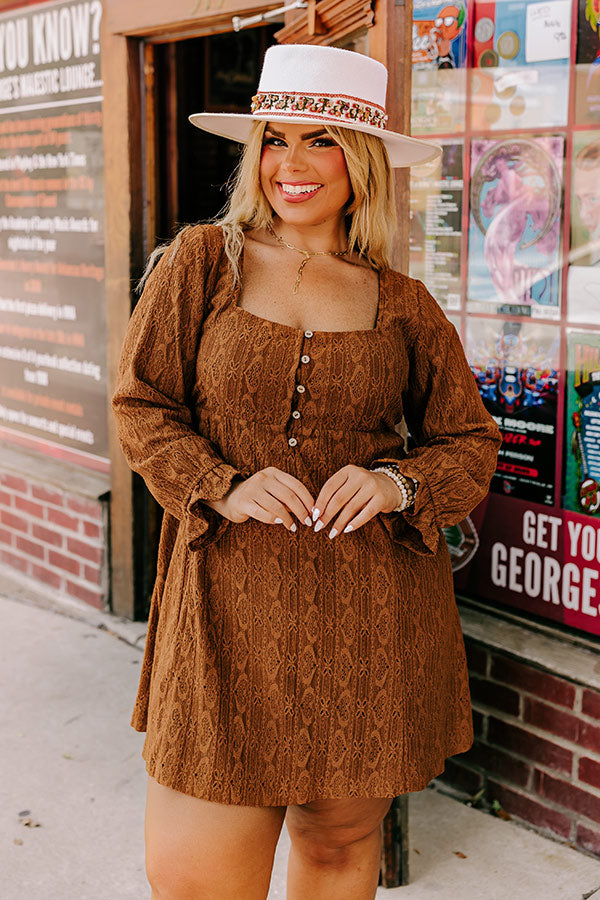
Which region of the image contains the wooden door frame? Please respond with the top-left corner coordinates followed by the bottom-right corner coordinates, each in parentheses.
top-left (102, 0), bottom-right (412, 619)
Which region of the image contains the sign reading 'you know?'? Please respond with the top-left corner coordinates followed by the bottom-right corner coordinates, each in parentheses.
top-left (0, 0), bottom-right (108, 468)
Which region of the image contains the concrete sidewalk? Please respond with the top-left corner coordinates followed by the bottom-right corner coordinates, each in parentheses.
top-left (2, 587), bottom-right (600, 900)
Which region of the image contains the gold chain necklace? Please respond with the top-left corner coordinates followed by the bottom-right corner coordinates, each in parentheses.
top-left (266, 221), bottom-right (349, 294)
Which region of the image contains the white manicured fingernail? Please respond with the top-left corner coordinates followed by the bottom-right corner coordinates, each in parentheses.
top-left (343, 524), bottom-right (353, 533)
top-left (312, 508), bottom-right (320, 522)
top-left (305, 517), bottom-right (312, 526)
top-left (314, 520), bottom-right (324, 533)
top-left (274, 517), bottom-right (283, 524)
top-left (290, 523), bottom-right (297, 532)
top-left (328, 528), bottom-right (338, 539)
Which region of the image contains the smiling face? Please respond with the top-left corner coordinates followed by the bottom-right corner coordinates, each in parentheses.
top-left (259, 122), bottom-right (352, 229)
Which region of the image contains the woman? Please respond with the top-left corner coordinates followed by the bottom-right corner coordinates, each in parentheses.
top-left (113, 44), bottom-right (501, 900)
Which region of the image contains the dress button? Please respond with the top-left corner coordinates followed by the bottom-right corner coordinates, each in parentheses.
top-left (288, 437), bottom-right (298, 447)
top-left (292, 410), bottom-right (301, 419)
top-left (301, 355), bottom-right (310, 364)
top-left (304, 330), bottom-right (313, 338)
top-left (296, 384), bottom-right (306, 394)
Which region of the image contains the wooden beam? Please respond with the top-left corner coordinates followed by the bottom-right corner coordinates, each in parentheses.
top-left (106, 0), bottom-right (283, 37)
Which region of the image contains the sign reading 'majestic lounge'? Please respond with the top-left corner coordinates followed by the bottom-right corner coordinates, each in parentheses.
top-left (0, 0), bottom-right (108, 472)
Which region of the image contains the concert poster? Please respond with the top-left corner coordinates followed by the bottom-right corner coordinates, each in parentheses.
top-left (467, 136), bottom-right (564, 319)
top-left (466, 317), bottom-right (560, 505)
top-left (412, 0), bottom-right (468, 134)
top-left (471, 0), bottom-right (571, 131)
top-left (564, 330), bottom-right (600, 517)
top-left (575, 0), bottom-right (600, 125)
top-left (409, 140), bottom-right (464, 311)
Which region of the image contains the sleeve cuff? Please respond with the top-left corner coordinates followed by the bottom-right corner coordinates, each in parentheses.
top-left (185, 462), bottom-right (241, 551)
top-left (372, 457), bottom-right (440, 555)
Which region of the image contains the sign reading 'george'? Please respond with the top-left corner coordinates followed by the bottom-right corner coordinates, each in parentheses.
top-left (0, 0), bottom-right (108, 469)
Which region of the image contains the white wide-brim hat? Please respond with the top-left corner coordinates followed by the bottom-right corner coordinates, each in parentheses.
top-left (189, 44), bottom-right (440, 168)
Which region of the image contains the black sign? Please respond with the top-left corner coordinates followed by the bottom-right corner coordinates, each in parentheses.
top-left (0, 0), bottom-right (107, 467)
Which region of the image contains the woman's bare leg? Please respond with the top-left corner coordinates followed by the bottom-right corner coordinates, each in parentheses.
top-left (285, 796), bottom-right (392, 900)
top-left (145, 776), bottom-right (286, 900)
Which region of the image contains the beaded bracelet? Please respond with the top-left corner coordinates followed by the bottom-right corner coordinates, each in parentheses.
top-left (371, 464), bottom-right (418, 512)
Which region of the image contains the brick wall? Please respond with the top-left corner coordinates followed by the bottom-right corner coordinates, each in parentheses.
top-left (438, 637), bottom-right (600, 858)
top-left (0, 468), bottom-right (109, 610)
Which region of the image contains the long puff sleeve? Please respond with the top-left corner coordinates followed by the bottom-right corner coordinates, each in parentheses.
top-left (375, 280), bottom-right (501, 555)
top-left (112, 225), bottom-right (240, 550)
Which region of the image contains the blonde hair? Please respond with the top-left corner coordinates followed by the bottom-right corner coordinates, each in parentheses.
top-left (217, 120), bottom-right (397, 280)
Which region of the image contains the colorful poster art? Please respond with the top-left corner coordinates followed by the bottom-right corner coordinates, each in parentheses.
top-left (467, 317), bottom-right (559, 505)
top-left (570, 131), bottom-right (600, 268)
top-left (412, 0), bottom-right (468, 134)
top-left (467, 136), bottom-right (563, 319)
top-left (564, 331), bottom-right (600, 517)
top-left (575, 0), bottom-right (600, 125)
top-left (471, 0), bottom-right (571, 130)
top-left (409, 141), bottom-right (464, 311)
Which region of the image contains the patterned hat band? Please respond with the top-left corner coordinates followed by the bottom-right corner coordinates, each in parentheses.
top-left (250, 91), bottom-right (389, 131)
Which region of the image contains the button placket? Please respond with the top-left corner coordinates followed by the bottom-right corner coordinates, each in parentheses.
top-left (288, 332), bottom-right (313, 449)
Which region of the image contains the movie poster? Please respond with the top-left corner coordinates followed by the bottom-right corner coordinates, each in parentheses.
top-left (467, 136), bottom-right (564, 319)
top-left (471, 0), bottom-right (571, 130)
top-left (409, 141), bottom-right (464, 310)
top-left (412, 0), bottom-right (468, 134)
top-left (466, 317), bottom-right (559, 505)
top-left (564, 331), bottom-right (600, 517)
top-left (575, 0), bottom-right (600, 125)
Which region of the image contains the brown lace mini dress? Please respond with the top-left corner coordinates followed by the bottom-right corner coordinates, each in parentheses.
top-left (112, 224), bottom-right (501, 806)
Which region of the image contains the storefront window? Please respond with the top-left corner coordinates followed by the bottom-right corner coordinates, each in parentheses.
top-left (410, 0), bottom-right (600, 637)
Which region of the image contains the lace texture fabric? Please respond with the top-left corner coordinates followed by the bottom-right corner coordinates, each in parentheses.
top-left (112, 224), bottom-right (501, 805)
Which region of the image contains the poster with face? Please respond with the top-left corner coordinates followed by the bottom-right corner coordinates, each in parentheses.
top-left (575, 0), bottom-right (600, 125)
top-left (570, 132), bottom-right (600, 268)
top-left (467, 136), bottom-right (564, 319)
top-left (409, 141), bottom-right (464, 311)
top-left (466, 317), bottom-right (559, 505)
top-left (564, 331), bottom-right (600, 517)
top-left (412, 0), bottom-right (468, 134)
top-left (471, 0), bottom-right (571, 130)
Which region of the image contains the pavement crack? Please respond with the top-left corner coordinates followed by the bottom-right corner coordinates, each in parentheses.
top-left (582, 886), bottom-right (600, 899)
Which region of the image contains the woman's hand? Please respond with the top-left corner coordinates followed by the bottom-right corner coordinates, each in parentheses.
top-left (312, 465), bottom-right (402, 538)
top-left (204, 467), bottom-right (315, 531)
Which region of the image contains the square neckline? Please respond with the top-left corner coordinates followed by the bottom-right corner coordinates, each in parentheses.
top-left (232, 240), bottom-right (386, 336)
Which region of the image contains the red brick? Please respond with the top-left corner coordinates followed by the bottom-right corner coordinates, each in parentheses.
top-left (47, 508), bottom-right (79, 531)
top-left (488, 780), bottom-right (571, 838)
top-left (472, 710), bottom-right (485, 738)
top-left (0, 549), bottom-right (28, 574)
top-left (576, 823), bottom-right (600, 857)
top-left (48, 550), bottom-right (80, 577)
top-left (534, 769), bottom-right (600, 824)
top-left (580, 720), bottom-right (600, 757)
top-left (15, 536), bottom-right (44, 560)
top-left (579, 757), bottom-right (600, 790)
top-left (32, 523), bottom-right (62, 547)
top-left (490, 656), bottom-right (576, 709)
top-left (14, 496), bottom-right (44, 519)
top-left (523, 697), bottom-right (579, 741)
top-left (470, 676), bottom-right (520, 715)
top-left (66, 537), bottom-right (102, 565)
top-left (31, 485), bottom-right (63, 506)
top-left (65, 580), bottom-right (103, 610)
top-left (0, 489), bottom-right (12, 507)
top-left (83, 520), bottom-right (101, 539)
top-left (583, 690), bottom-right (600, 721)
top-left (31, 564), bottom-right (61, 591)
top-left (0, 527), bottom-right (12, 546)
top-left (0, 510), bottom-right (28, 533)
top-left (462, 740), bottom-right (530, 788)
top-left (488, 717), bottom-right (572, 774)
top-left (65, 496), bottom-right (102, 519)
top-left (83, 564), bottom-right (102, 586)
top-left (465, 641), bottom-right (488, 676)
top-left (0, 473), bottom-right (27, 493)
top-left (438, 757), bottom-right (484, 796)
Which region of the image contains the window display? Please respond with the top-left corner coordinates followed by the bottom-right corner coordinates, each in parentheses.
top-left (410, 0), bottom-right (600, 636)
